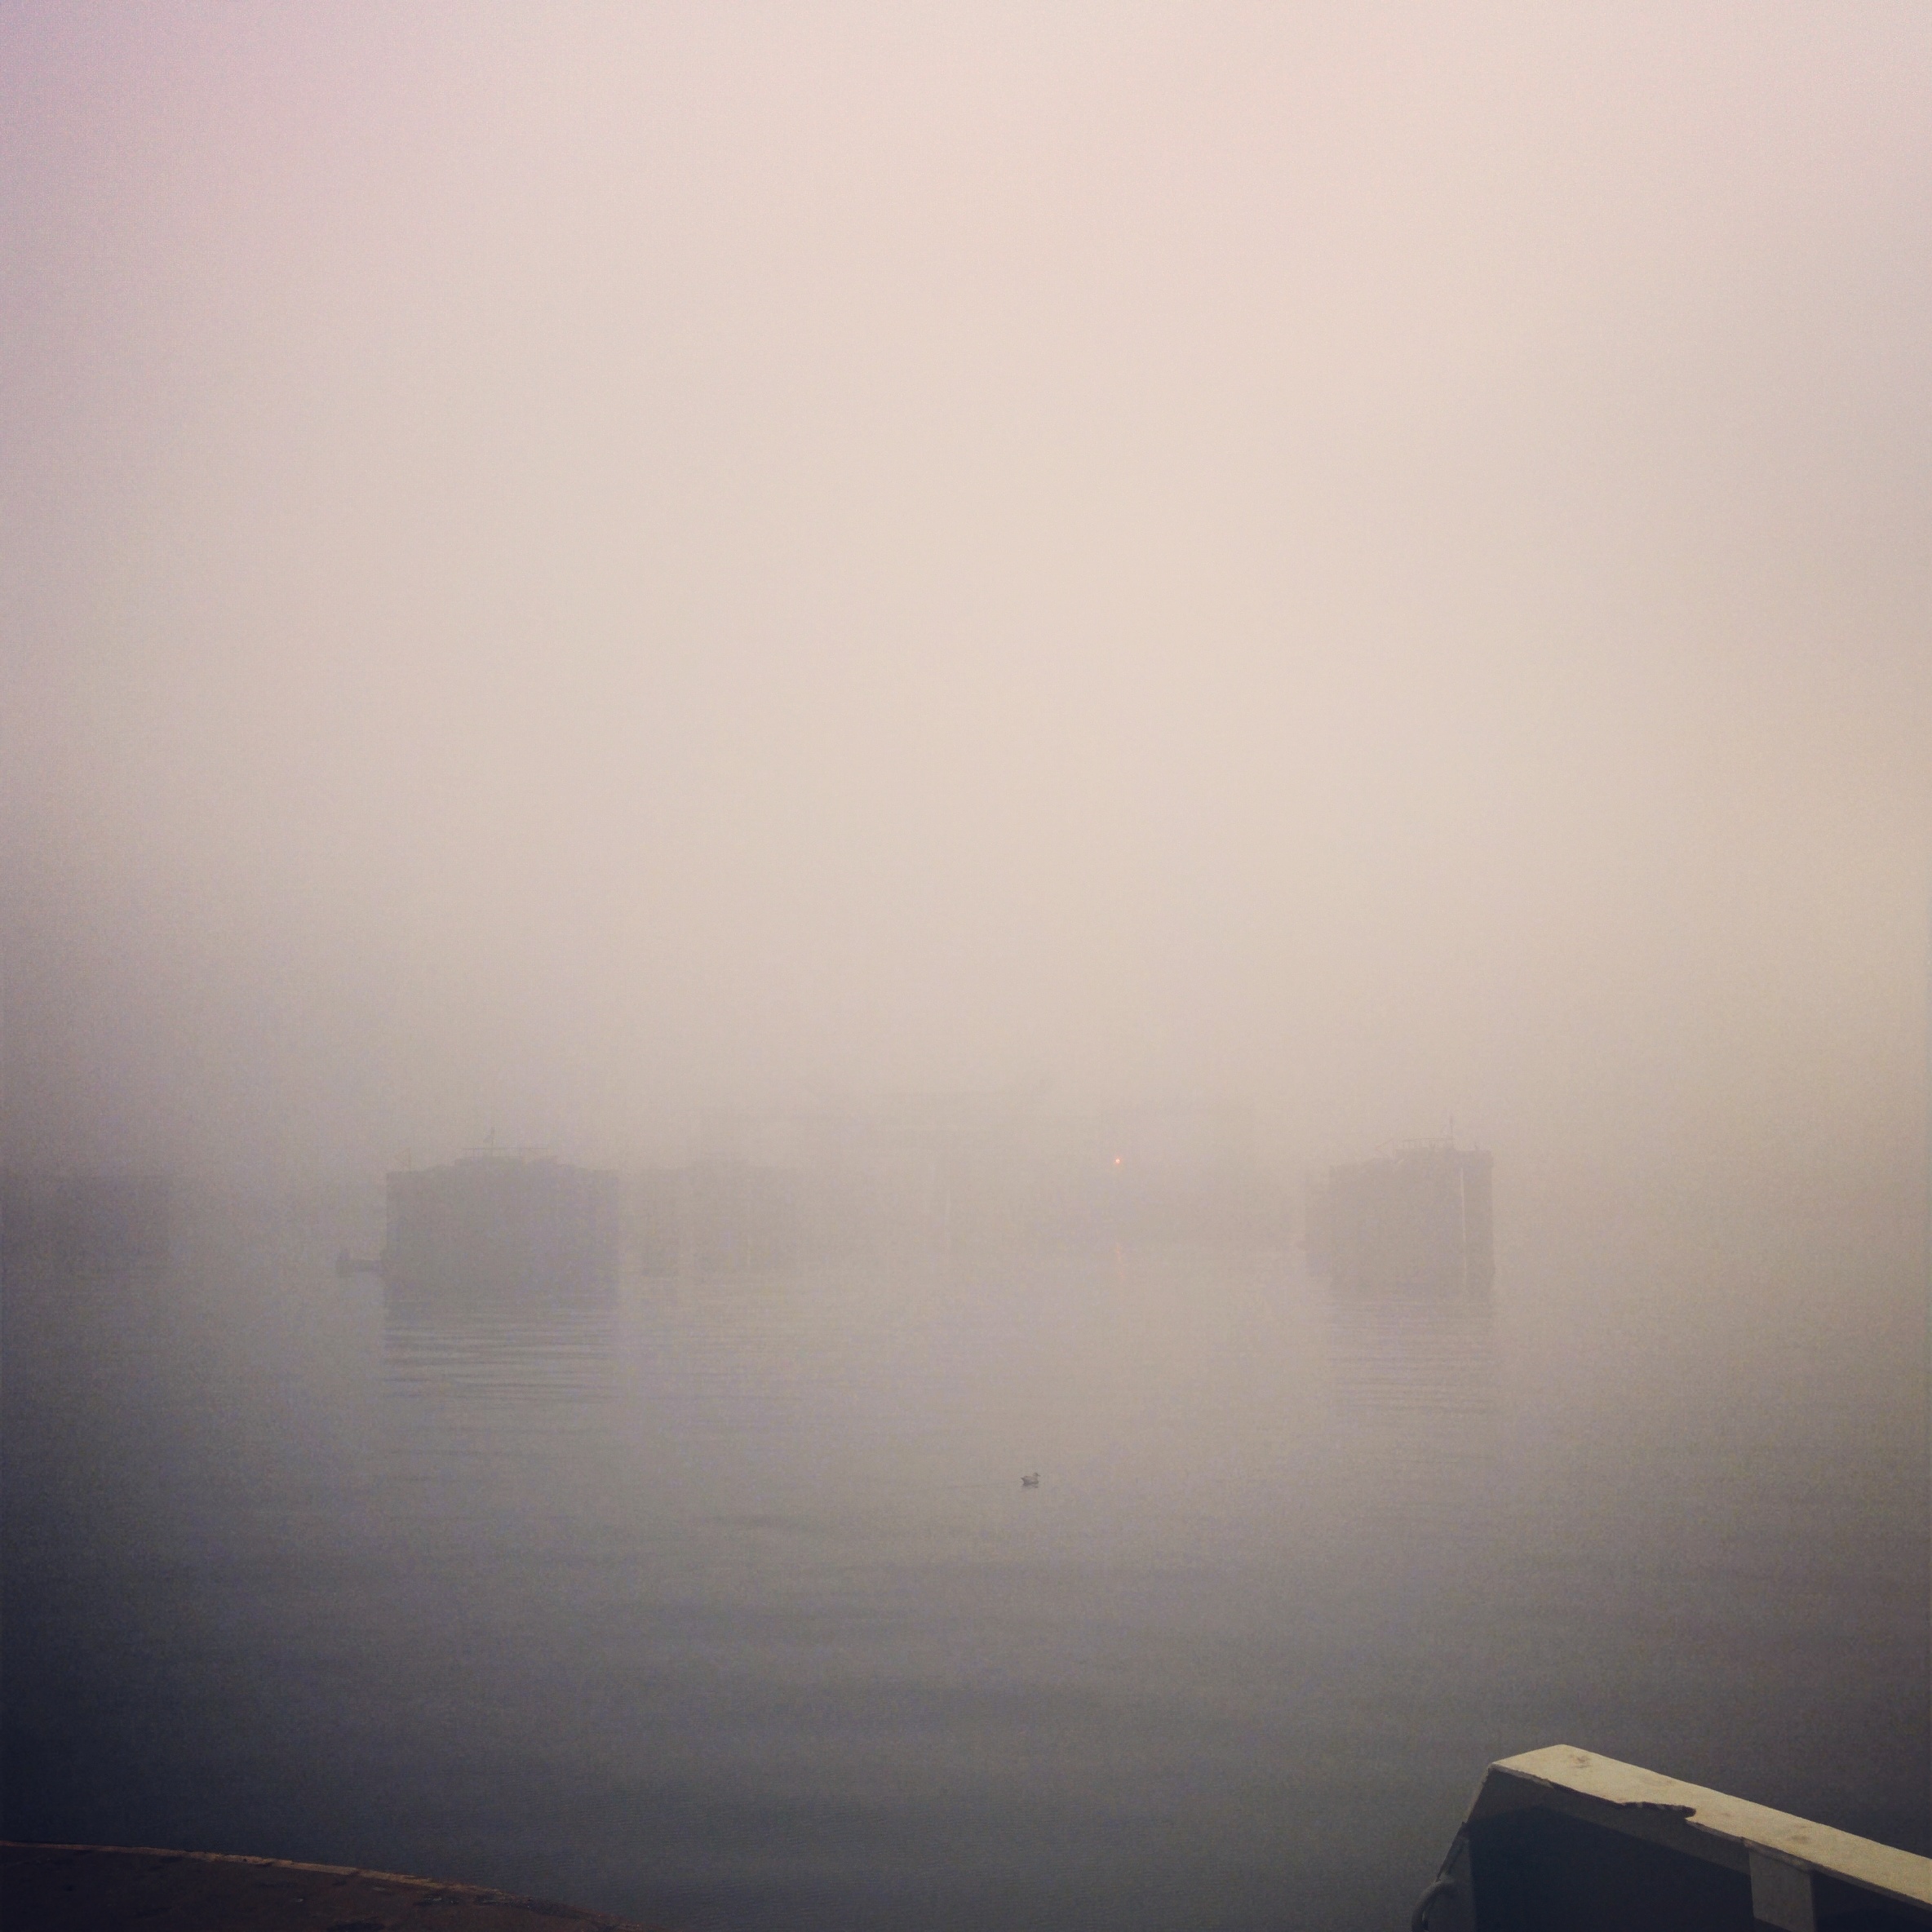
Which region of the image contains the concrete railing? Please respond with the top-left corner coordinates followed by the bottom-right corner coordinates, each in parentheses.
top-left (1413, 1744), bottom-right (1931, 1931)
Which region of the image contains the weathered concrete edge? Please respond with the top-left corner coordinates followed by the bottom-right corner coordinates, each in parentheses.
top-left (0, 1841), bottom-right (662, 1930)
top-left (1466, 1745), bottom-right (1932, 1909)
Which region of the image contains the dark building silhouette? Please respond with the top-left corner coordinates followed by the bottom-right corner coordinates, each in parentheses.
top-left (616, 1090), bottom-right (1287, 1274)
top-left (624, 1167), bottom-right (688, 1276)
top-left (1305, 1141), bottom-right (1493, 1292)
top-left (1, 1171), bottom-right (171, 1273)
top-left (383, 1152), bottom-right (619, 1301)
top-left (685, 1156), bottom-right (802, 1274)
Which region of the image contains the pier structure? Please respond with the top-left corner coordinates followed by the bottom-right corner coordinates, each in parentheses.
top-left (1305, 1140), bottom-right (1493, 1291)
top-left (383, 1151), bottom-right (620, 1299)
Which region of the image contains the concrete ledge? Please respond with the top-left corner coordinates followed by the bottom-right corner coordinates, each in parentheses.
top-left (1418, 1745), bottom-right (1932, 1932)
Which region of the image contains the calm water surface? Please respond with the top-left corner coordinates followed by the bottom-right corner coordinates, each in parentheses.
top-left (4, 1193), bottom-right (1925, 1930)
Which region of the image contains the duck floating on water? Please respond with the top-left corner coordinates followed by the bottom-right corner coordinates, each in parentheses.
top-left (1021, 1473), bottom-right (1040, 1488)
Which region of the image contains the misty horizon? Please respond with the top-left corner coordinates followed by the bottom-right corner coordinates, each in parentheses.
top-left (4, 6), bottom-right (1926, 1208)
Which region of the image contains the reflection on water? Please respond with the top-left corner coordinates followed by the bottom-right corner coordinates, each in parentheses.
top-left (1325, 1288), bottom-right (1499, 1528)
top-left (1326, 1288), bottom-right (1498, 1425)
top-left (2, 1202), bottom-right (1925, 1932)
top-left (383, 1295), bottom-right (619, 1409)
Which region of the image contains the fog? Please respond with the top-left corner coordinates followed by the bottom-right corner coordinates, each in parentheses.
top-left (3, 16), bottom-right (1930, 1928)
top-left (4, 4), bottom-right (1927, 1202)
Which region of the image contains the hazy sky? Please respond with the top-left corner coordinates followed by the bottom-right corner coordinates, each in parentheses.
top-left (3, 4), bottom-right (1927, 1184)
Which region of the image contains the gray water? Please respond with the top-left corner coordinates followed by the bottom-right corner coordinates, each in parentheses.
top-left (3, 1194), bottom-right (1925, 1930)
